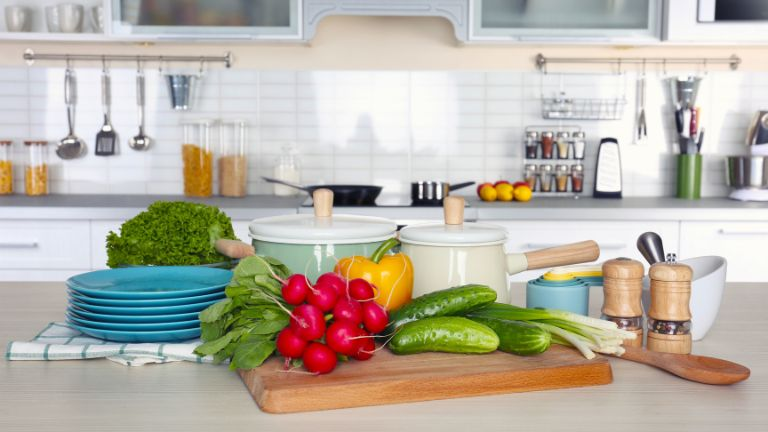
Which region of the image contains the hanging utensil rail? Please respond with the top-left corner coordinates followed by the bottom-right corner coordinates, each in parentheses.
top-left (23, 49), bottom-right (233, 68)
top-left (536, 53), bottom-right (741, 72)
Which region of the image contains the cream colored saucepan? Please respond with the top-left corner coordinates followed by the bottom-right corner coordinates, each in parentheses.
top-left (399, 196), bottom-right (600, 303)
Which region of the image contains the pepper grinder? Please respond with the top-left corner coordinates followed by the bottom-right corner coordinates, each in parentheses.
top-left (647, 254), bottom-right (693, 354)
top-left (601, 258), bottom-right (645, 348)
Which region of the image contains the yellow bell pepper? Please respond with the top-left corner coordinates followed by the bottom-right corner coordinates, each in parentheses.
top-left (334, 238), bottom-right (413, 311)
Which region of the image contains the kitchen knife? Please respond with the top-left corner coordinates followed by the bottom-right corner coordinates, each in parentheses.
top-left (689, 107), bottom-right (698, 138)
top-left (697, 128), bottom-right (705, 153)
top-left (675, 108), bottom-right (684, 135)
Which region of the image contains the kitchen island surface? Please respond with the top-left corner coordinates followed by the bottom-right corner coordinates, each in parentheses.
top-left (1, 282), bottom-right (765, 432)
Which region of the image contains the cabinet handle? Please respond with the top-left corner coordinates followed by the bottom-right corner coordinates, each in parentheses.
top-left (0, 241), bottom-right (39, 249)
top-left (718, 229), bottom-right (768, 236)
top-left (526, 242), bottom-right (626, 250)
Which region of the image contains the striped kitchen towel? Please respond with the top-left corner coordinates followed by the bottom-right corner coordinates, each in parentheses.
top-left (5, 322), bottom-right (215, 366)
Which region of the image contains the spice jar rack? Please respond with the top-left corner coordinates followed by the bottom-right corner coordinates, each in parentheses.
top-left (523, 125), bottom-right (586, 198)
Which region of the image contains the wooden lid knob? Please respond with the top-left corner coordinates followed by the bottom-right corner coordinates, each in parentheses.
top-left (602, 258), bottom-right (645, 280)
top-left (313, 188), bottom-right (333, 218)
top-left (443, 196), bottom-right (464, 226)
top-left (649, 262), bottom-right (692, 282)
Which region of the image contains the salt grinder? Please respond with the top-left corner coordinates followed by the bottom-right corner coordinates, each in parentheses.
top-left (647, 254), bottom-right (693, 354)
top-left (601, 258), bottom-right (645, 348)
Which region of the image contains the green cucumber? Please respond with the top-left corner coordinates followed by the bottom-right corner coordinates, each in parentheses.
top-left (467, 316), bottom-right (551, 356)
top-left (387, 284), bottom-right (497, 332)
top-left (389, 317), bottom-right (499, 355)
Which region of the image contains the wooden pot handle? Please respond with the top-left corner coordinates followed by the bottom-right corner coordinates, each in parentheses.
top-left (524, 240), bottom-right (600, 270)
top-left (214, 239), bottom-right (255, 260)
top-left (313, 188), bottom-right (333, 218)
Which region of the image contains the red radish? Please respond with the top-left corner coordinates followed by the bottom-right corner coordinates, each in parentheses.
top-left (332, 297), bottom-right (363, 325)
top-left (281, 274), bottom-right (310, 305)
top-left (289, 304), bottom-right (326, 341)
top-left (325, 321), bottom-right (364, 356)
top-left (348, 278), bottom-right (375, 301)
top-left (276, 327), bottom-right (308, 359)
top-left (306, 283), bottom-right (338, 312)
top-left (315, 272), bottom-right (347, 297)
top-left (361, 301), bottom-right (389, 333)
top-left (353, 330), bottom-right (376, 361)
top-left (302, 342), bottom-right (337, 374)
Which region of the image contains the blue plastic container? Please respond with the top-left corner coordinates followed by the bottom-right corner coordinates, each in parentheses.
top-left (526, 277), bottom-right (593, 315)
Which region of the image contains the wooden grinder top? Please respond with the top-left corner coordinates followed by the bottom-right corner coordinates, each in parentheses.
top-left (648, 262), bottom-right (693, 322)
top-left (601, 258), bottom-right (645, 318)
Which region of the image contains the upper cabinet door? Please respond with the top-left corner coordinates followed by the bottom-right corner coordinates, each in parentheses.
top-left (110, 0), bottom-right (302, 40)
top-left (469, 0), bottom-right (661, 42)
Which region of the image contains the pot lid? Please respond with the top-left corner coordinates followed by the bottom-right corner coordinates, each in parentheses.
top-left (249, 188), bottom-right (397, 244)
top-left (398, 196), bottom-right (506, 246)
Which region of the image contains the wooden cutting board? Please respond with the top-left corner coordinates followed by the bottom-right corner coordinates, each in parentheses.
top-left (238, 345), bottom-right (612, 413)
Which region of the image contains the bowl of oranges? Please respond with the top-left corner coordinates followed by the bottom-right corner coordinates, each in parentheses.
top-left (477, 181), bottom-right (532, 202)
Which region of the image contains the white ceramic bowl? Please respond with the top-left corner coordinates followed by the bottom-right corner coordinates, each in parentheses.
top-left (642, 256), bottom-right (727, 341)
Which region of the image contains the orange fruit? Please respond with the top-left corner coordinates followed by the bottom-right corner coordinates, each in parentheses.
top-left (479, 185), bottom-right (497, 201)
top-left (513, 185), bottom-right (532, 202)
top-left (495, 183), bottom-right (514, 201)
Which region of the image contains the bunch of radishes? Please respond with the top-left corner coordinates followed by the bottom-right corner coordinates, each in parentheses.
top-left (275, 272), bottom-right (389, 375)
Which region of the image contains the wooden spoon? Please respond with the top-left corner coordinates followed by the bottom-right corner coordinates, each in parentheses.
top-left (612, 346), bottom-right (750, 385)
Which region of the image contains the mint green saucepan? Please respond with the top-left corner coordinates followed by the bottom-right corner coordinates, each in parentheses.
top-left (248, 189), bottom-right (397, 281)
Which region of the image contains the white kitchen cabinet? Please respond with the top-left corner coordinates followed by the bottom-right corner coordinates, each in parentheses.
top-left (680, 221), bottom-right (768, 282)
top-left (469, 0), bottom-right (662, 43)
top-left (90, 220), bottom-right (122, 270)
top-left (485, 220), bottom-right (679, 282)
top-left (0, 220), bottom-right (91, 281)
top-left (664, 0), bottom-right (768, 43)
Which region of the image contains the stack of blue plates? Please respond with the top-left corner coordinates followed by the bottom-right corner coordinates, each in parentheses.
top-left (65, 266), bottom-right (232, 343)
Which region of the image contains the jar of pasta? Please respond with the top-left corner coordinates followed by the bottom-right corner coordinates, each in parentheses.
top-left (182, 120), bottom-right (214, 197)
top-left (218, 120), bottom-right (247, 197)
top-left (0, 140), bottom-right (12, 195)
top-left (24, 140), bottom-right (48, 196)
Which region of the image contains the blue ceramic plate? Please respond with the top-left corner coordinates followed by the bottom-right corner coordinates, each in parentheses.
top-left (68, 290), bottom-right (225, 307)
top-left (67, 322), bottom-right (201, 343)
top-left (66, 267), bottom-right (232, 300)
top-left (67, 312), bottom-right (200, 332)
top-left (68, 298), bottom-right (220, 316)
top-left (67, 306), bottom-right (201, 323)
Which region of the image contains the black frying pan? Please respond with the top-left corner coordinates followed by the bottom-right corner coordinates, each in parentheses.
top-left (262, 177), bottom-right (382, 206)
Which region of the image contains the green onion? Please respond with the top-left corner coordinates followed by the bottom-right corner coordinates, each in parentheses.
top-left (466, 303), bottom-right (637, 359)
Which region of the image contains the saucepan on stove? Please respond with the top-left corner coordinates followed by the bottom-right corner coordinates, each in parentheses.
top-left (262, 177), bottom-right (382, 206)
top-left (411, 181), bottom-right (475, 206)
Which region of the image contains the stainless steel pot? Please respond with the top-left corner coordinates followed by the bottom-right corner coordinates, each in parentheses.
top-left (411, 181), bottom-right (475, 206)
top-left (726, 156), bottom-right (768, 189)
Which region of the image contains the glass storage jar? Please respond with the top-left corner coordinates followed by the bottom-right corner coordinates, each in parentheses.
top-left (524, 131), bottom-right (539, 159)
top-left (0, 140), bottom-right (12, 195)
top-left (572, 131), bottom-right (586, 160)
top-left (540, 131), bottom-right (554, 159)
top-left (524, 164), bottom-right (538, 190)
top-left (273, 143), bottom-right (300, 196)
top-left (182, 120), bottom-right (214, 197)
top-left (539, 164), bottom-right (553, 192)
top-left (218, 120), bottom-right (248, 197)
top-left (556, 132), bottom-right (570, 159)
top-left (571, 164), bottom-right (584, 193)
top-left (555, 164), bottom-right (570, 192)
top-left (24, 140), bottom-right (48, 196)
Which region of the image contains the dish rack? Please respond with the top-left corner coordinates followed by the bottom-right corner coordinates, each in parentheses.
top-left (542, 95), bottom-right (627, 121)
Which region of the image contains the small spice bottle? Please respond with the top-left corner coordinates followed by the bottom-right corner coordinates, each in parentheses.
top-left (524, 131), bottom-right (539, 159)
top-left (571, 164), bottom-right (584, 193)
top-left (524, 164), bottom-right (538, 190)
top-left (182, 120), bottom-right (214, 197)
top-left (0, 140), bottom-right (12, 195)
top-left (647, 255), bottom-right (693, 354)
top-left (218, 120), bottom-right (248, 197)
top-left (540, 131), bottom-right (554, 159)
top-left (572, 131), bottom-right (586, 160)
top-left (602, 258), bottom-right (645, 348)
top-left (24, 140), bottom-right (48, 196)
top-left (555, 164), bottom-right (569, 192)
top-left (556, 131), bottom-right (570, 159)
top-left (539, 164), bottom-right (553, 192)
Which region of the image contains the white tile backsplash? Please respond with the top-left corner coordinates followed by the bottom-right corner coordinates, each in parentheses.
top-left (0, 67), bottom-right (760, 197)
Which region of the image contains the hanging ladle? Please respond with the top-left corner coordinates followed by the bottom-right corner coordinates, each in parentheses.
top-left (128, 61), bottom-right (151, 151)
top-left (57, 61), bottom-right (86, 159)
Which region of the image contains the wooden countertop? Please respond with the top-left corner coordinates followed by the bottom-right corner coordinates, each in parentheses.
top-left (1, 282), bottom-right (765, 432)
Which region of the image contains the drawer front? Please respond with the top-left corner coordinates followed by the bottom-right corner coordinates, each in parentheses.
top-left (0, 220), bottom-right (90, 269)
top-left (680, 221), bottom-right (768, 282)
top-left (485, 220), bottom-right (680, 282)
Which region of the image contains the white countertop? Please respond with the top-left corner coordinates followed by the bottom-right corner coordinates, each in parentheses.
top-left (1, 195), bottom-right (768, 221)
top-left (1, 282), bottom-right (765, 432)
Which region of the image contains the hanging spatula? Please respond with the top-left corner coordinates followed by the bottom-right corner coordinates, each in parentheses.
top-left (95, 65), bottom-right (117, 156)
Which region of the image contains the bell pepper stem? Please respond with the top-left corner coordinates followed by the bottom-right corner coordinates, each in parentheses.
top-left (370, 237), bottom-right (400, 264)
